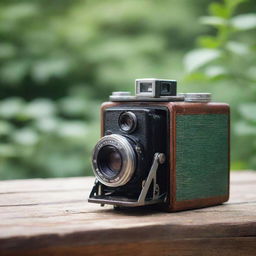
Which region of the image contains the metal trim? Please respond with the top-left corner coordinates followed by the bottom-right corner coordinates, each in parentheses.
top-left (92, 134), bottom-right (136, 187)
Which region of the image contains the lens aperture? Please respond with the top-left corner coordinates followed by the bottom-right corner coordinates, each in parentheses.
top-left (98, 146), bottom-right (122, 178)
top-left (108, 150), bottom-right (122, 171)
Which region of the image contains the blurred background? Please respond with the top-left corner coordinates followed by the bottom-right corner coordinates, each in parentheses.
top-left (0, 0), bottom-right (255, 179)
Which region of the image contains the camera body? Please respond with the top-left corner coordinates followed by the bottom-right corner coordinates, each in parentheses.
top-left (89, 79), bottom-right (230, 212)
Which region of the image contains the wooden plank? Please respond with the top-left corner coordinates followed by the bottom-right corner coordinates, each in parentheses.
top-left (0, 171), bottom-right (254, 204)
top-left (0, 177), bottom-right (95, 194)
top-left (0, 190), bottom-right (87, 206)
top-left (0, 171), bottom-right (255, 256)
top-left (0, 202), bottom-right (255, 239)
top-left (2, 237), bottom-right (256, 256)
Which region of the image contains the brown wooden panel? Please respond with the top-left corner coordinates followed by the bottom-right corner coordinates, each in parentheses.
top-left (100, 101), bottom-right (120, 136)
top-left (173, 102), bottom-right (230, 115)
top-left (169, 102), bottom-right (230, 211)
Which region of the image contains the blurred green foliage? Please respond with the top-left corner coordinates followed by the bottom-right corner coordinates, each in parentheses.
top-left (184, 0), bottom-right (256, 170)
top-left (0, 0), bottom-right (255, 179)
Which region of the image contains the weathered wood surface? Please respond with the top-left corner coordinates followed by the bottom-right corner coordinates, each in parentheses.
top-left (0, 171), bottom-right (255, 256)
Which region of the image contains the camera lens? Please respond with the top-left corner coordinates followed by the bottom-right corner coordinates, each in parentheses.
top-left (119, 112), bottom-right (137, 133)
top-left (92, 134), bottom-right (136, 187)
top-left (97, 146), bottom-right (122, 178)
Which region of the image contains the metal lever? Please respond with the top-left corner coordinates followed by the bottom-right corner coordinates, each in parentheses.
top-left (88, 152), bottom-right (166, 207)
top-left (138, 153), bottom-right (165, 204)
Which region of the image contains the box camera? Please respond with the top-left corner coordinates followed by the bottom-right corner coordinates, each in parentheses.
top-left (89, 78), bottom-right (230, 212)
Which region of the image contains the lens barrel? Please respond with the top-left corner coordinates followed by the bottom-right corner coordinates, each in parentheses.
top-left (92, 134), bottom-right (136, 187)
top-left (118, 112), bottom-right (137, 133)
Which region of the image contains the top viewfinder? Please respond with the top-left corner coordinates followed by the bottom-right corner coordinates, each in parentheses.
top-left (135, 78), bottom-right (177, 98)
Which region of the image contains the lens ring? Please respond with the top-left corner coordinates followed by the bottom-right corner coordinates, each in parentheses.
top-left (92, 134), bottom-right (136, 187)
top-left (118, 112), bottom-right (137, 133)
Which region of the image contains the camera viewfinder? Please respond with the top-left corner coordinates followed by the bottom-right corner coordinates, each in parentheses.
top-left (140, 83), bottom-right (153, 93)
top-left (135, 78), bottom-right (177, 98)
top-left (160, 81), bottom-right (176, 96)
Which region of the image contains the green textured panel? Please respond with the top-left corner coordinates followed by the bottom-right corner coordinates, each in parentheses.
top-left (176, 114), bottom-right (229, 201)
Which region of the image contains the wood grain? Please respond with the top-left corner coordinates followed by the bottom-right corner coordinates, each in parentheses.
top-left (0, 171), bottom-right (255, 256)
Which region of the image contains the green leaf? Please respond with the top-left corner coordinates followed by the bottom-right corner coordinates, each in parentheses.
top-left (226, 41), bottom-right (249, 55)
top-left (184, 49), bottom-right (221, 72)
top-left (58, 97), bottom-right (88, 117)
top-left (238, 103), bottom-right (256, 121)
top-left (31, 58), bottom-right (72, 83)
top-left (24, 99), bottom-right (56, 119)
top-left (199, 16), bottom-right (227, 27)
top-left (204, 65), bottom-right (227, 78)
top-left (0, 144), bottom-right (17, 158)
top-left (0, 121), bottom-right (14, 136)
top-left (183, 72), bottom-right (209, 82)
top-left (225, 0), bottom-right (247, 14)
top-left (231, 161), bottom-right (248, 170)
top-left (57, 121), bottom-right (88, 139)
top-left (197, 36), bottom-right (220, 48)
top-left (0, 98), bottom-right (25, 118)
top-left (247, 66), bottom-right (256, 81)
top-left (0, 61), bottom-right (30, 84)
top-left (209, 3), bottom-right (229, 19)
top-left (0, 43), bottom-right (16, 59)
top-left (3, 3), bottom-right (38, 20)
top-left (235, 121), bottom-right (256, 136)
top-left (12, 128), bottom-right (39, 146)
top-left (231, 14), bottom-right (256, 30)
top-left (35, 117), bottom-right (59, 133)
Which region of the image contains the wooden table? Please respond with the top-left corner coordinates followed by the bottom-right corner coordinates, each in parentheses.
top-left (0, 171), bottom-right (255, 256)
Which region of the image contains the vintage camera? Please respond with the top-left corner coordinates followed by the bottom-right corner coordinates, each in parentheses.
top-left (89, 78), bottom-right (230, 212)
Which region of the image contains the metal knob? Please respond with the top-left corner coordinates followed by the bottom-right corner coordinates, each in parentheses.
top-left (111, 91), bottom-right (131, 96)
top-left (184, 93), bottom-right (211, 103)
top-left (110, 91), bottom-right (133, 101)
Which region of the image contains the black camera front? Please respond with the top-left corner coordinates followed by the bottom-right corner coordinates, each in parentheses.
top-left (90, 107), bottom-right (168, 205)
